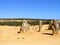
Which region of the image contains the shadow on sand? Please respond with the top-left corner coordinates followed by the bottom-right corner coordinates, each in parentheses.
top-left (42, 33), bottom-right (53, 35)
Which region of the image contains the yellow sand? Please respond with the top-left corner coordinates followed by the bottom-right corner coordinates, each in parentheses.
top-left (0, 24), bottom-right (60, 45)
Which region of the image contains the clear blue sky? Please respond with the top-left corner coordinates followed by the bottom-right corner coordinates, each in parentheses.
top-left (0, 0), bottom-right (60, 19)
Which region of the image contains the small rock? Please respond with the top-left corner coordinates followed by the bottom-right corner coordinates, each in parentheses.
top-left (22, 37), bottom-right (24, 39)
top-left (17, 37), bottom-right (20, 39)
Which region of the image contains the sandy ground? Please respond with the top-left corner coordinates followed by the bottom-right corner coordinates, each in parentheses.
top-left (0, 24), bottom-right (60, 45)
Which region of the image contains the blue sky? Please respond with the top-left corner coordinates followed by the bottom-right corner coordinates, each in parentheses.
top-left (0, 0), bottom-right (60, 19)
